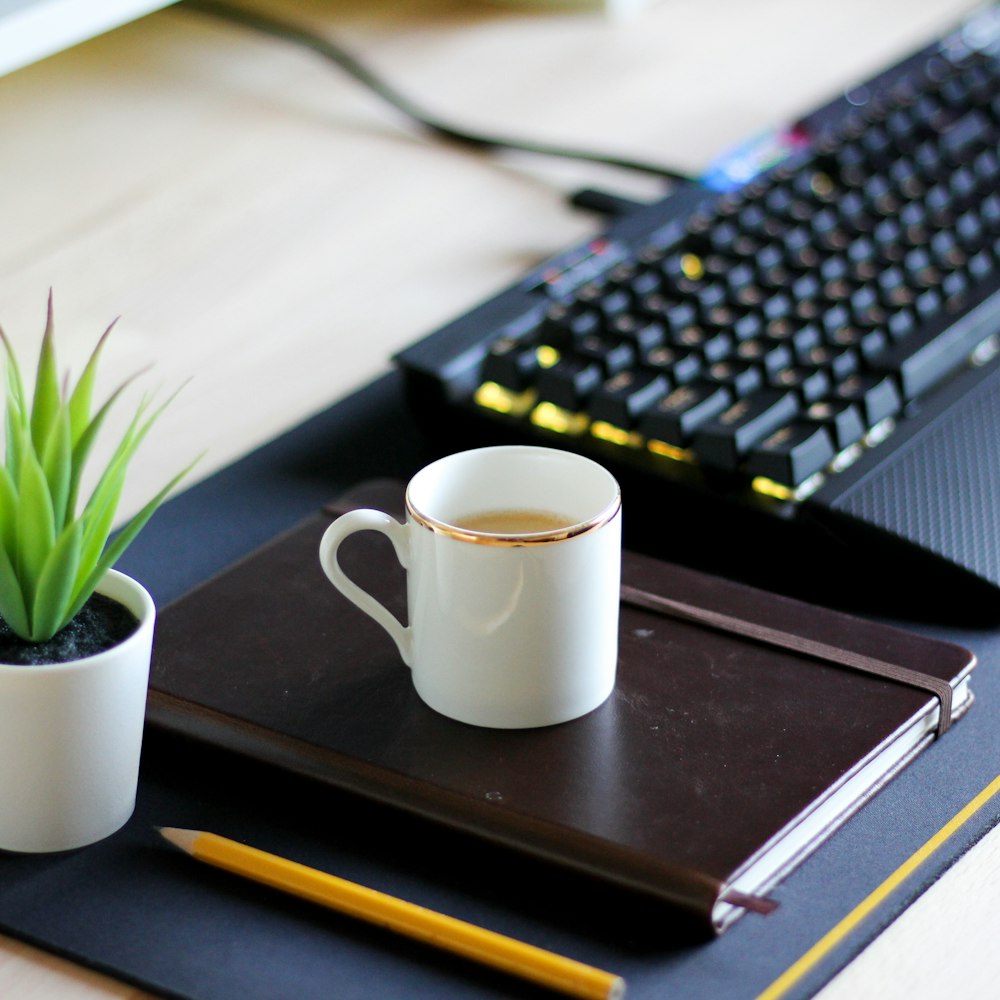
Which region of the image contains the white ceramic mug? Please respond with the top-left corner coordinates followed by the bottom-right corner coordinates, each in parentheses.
top-left (319, 446), bottom-right (622, 728)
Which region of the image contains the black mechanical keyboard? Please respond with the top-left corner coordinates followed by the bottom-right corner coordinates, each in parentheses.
top-left (396, 5), bottom-right (1000, 613)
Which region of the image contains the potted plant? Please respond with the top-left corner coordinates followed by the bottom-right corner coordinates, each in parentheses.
top-left (0, 293), bottom-right (195, 853)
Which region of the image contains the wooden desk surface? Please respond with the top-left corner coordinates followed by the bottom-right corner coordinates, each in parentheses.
top-left (0, 0), bottom-right (988, 997)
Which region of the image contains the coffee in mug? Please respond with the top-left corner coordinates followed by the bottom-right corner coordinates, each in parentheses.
top-left (450, 509), bottom-right (577, 535)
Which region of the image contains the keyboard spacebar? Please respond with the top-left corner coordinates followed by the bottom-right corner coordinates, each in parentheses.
top-left (872, 290), bottom-right (1000, 400)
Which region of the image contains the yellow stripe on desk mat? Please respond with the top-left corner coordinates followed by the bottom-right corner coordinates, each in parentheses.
top-left (757, 772), bottom-right (1000, 1000)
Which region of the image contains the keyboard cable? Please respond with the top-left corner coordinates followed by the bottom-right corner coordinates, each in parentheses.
top-left (182, 0), bottom-right (695, 188)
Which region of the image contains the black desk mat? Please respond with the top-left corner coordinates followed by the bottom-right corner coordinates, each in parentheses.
top-left (2, 371), bottom-right (1000, 1000)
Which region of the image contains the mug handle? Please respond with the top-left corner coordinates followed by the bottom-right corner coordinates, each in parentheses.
top-left (318, 509), bottom-right (413, 667)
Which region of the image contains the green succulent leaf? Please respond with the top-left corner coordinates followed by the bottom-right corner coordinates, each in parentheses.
top-left (67, 456), bottom-right (198, 624)
top-left (4, 398), bottom-right (23, 480)
top-left (0, 463), bottom-right (17, 557)
top-left (66, 317), bottom-right (116, 447)
top-left (40, 404), bottom-right (72, 531)
top-left (76, 467), bottom-right (125, 590)
top-left (78, 383), bottom-right (185, 534)
top-left (2, 335), bottom-right (29, 478)
top-left (0, 543), bottom-right (29, 640)
top-left (15, 447), bottom-right (56, 604)
top-left (30, 521), bottom-right (83, 642)
top-left (29, 294), bottom-right (62, 457)
top-left (66, 370), bottom-right (142, 519)
top-left (75, 394), bottom-right (151, 557)
top-left (0, 325), bottom-right (27, 410)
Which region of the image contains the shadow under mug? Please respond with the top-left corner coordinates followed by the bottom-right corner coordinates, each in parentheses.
top-left (319, 445), bottom-right (622, 728)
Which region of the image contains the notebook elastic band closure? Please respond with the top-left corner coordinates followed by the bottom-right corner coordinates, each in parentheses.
top-left (619, 584), bottom-right (954, 737)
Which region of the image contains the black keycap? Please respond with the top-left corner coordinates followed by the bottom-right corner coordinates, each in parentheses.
top-left (702, 303), bottom-right (741, 332)
top-left (766, 321), bottom-right (822, 356)
top-left (596, 287), bottom-right (633, 321)
top-left (969, 249), bottom-right (994, 281)
top-left (942, 269), bottom-right (969, 302)
top-left (536, 358), bottom-right (603, 409)
top-left (956, 210), bottom-right (988, 253)
top-left (705, 222), bottom-right (740, 255)
top-left (577, 334), bottom-right (637, 375)
top-left (819, 303), bottom-right (853, 340)
top-left (626, 268), bottom-right (663, 298)
top-left (860, 126), bottom-right (894, 168)
top-left (838, 190), bottom-right (875, 233)
top-left (762, 292), bottom-right (794, 322)
top-left (873, 217), bottom-right (905, 258)
top-left (834, 372), bottom-right (902, 426)
top-left (845, 233), bottom-right (877, 268)
top-left (941, 110), bottom-right (992, 159)
top-left (804, 399), bottom-right (867, 450)
top-left (641, 344), bottom-right (703, 384)
top-left (538, 303), bottom-right (600, 347)
top-left (692, 389), bottom-right (801, 471)
top-left (589, 370), bottom-right (670, 427)
top-left (745, 422), bottom-right (837, 487)
top-left (792, 273), bottom-right (823, 304)
top-left (670, 324), bottom-right (734, 363)
top-left (929, 229), bottom-right (965, 270)
top-left (701, 253), bottom-right (734, 278)
top-left (799, 343), bottom-right (860, 382)
top-left (980, 190), bottom-right (1000, 230)
top-left (949, 167), bottom-right (978, 212)
top-left (707, 360), bottom-right (764, 398)
top-left (609, 313), bottom-right (666, 351)
top-left (770, 365), bottom-right (832, 403)
top-left (734, 312), bottom-right (765, 342)
top-left (784, 226), bottom-right (821, 268)
top-left (886, 308), bottom-right (916, 340)
top-left (656, 300), bottom-right (697, 333)
top-left (695, 282), bottom-right (728, 315)
top-left (913, 139), bottom-right (947, 184)
top-left (737, 338), bottom-right (793, 376)
top-left (849, 285), bottom-right (886, 326)
top-left (481, 337), bottom-right (539, 390)
top-left (638, 381), bottom-right (732, 447)
top-left (857, 328), bottom-right (889, 361)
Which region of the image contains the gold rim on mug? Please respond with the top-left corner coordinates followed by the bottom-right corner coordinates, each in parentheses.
top-left (404, 490), bottom-right (622, 547)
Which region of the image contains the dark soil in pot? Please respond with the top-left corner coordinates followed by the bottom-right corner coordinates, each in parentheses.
top-left (0, 594), bottom-right (141, 666)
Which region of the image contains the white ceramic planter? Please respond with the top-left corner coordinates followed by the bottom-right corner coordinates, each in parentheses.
top-left (0, 570), bottom-right (155, 853)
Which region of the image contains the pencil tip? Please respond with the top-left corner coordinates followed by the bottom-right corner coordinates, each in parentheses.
top-left (159, 826), bottom-right (198, 853)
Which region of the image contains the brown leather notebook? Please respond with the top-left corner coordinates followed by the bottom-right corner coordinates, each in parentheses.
top-left (147, 482), bottom-right (976, 934)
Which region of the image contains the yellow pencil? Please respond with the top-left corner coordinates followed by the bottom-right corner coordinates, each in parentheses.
top-left (159, 827), bottom-right (625, 1000)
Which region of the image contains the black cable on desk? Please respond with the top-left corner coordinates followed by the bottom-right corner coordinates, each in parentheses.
top-left (182, 0), bottom-right (694, 185)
